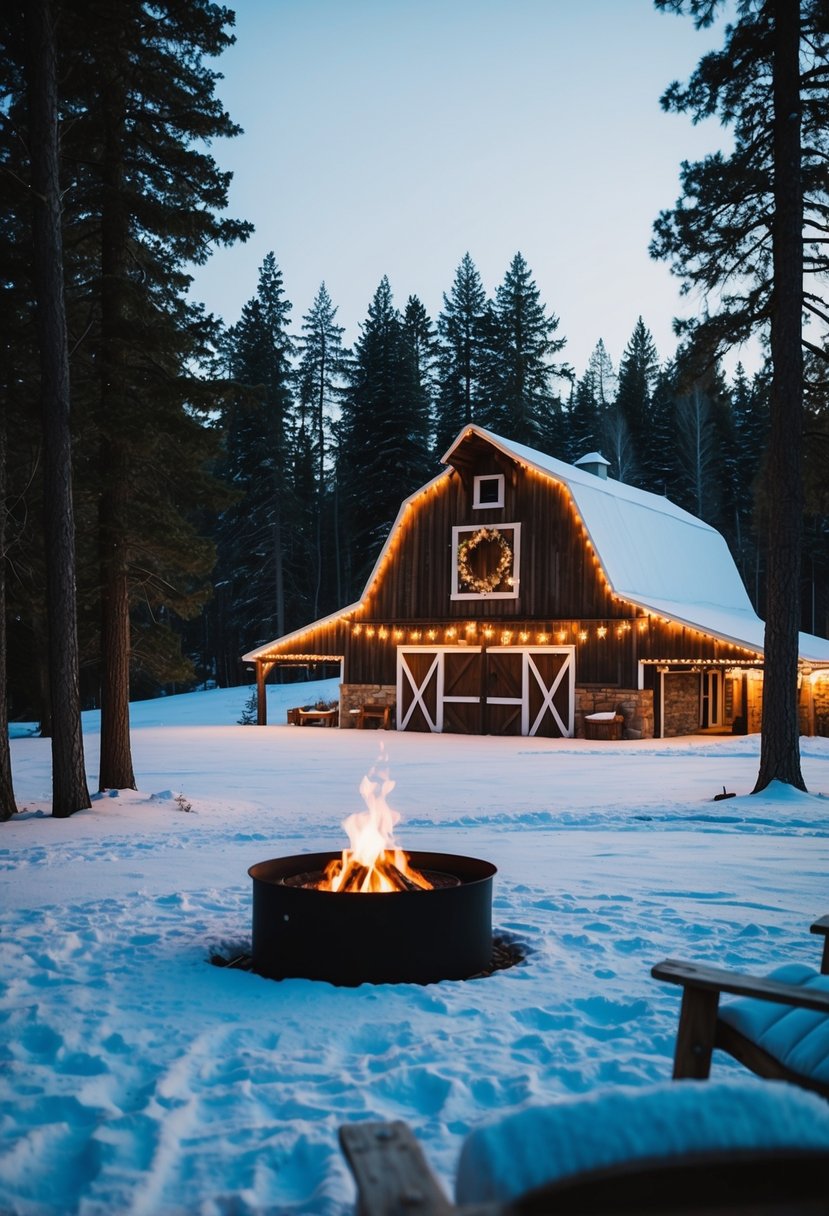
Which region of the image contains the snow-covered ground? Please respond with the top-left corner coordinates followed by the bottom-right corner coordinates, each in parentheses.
top-left (2, 681), bottom-right (829, 1215)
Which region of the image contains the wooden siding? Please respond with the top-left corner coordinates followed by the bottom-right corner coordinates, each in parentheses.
top-left (253, 440), bottom-right (763, 694)
top-left (361, 459), bottom-right (623, 622)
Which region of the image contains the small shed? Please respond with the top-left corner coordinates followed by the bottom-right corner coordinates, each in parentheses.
top-left (244, 426), bottom-right (829, 738)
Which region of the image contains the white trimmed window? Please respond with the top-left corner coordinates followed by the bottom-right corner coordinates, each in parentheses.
top-left (451, 522), bottom-right (521, 600)
top-left (473, 474), bottom-right (505, 510)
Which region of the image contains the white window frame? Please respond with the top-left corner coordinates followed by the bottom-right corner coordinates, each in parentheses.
top-left (451, 521), bottom-right (521, 601)
top-left (473, 473), bottom-right (505, 510)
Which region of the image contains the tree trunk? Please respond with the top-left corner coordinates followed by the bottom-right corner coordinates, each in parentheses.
top-left (97, 8), bottom-right (136, 791)
top-left (25, 0), bottom-right (91, 817)
top-left (0, 410), bottom-right (17, 821)
top-left (754, 0), bottom-right (806, 792)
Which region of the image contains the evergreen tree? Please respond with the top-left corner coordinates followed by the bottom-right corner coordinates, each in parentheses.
top-left (24, 0), bottom-right (91, 816)
top-left (434, 253), bottom-right (487, 454)
top-left (647, 362), bottom-right (681, 497)
top-left (652, 0), bottom-right (829, 790)
top-left (567, 339), bottom-right (617, 462)
top-left (215, 254), bottom-right (295, 662)
top-left (615, 317), bottom-right (660, 486)
top-left (480, 253), bottom-right (570, 448)
top-left (1, 0), bottom-right (252, 789)
top-left (338, 277), bottom-right (433, 596)
top-left (296, 282), bottom-right (346, 619)
top-left (401, 295), bottom-right (436, 456)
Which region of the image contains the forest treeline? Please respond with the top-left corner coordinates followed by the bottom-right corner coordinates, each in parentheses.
top-left (2, 0), bottom-right (828, 739)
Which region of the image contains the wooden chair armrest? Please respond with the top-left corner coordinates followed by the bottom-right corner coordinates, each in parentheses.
top-left (339, 1121), bottom-right (459, 1215)
top-left (811, 916), bottom-right (829, 974)
top-left (652, 959), bottom-right (829, 1013)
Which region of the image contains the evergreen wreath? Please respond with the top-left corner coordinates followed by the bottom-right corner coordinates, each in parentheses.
top-left (457, 527), bottom-right (513, 593)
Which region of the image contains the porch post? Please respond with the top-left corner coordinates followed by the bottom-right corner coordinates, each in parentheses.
top-left (257, 662), bottom-right (267, 726)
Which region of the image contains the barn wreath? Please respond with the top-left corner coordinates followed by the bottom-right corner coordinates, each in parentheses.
top-left (457, 527), bottom-right (513, 593)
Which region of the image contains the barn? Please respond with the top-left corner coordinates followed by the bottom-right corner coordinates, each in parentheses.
top-left (243, 426), bottom-right (829, 738)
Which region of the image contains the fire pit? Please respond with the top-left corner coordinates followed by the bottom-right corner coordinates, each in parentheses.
top-left (249, 849), bottom-right (495, 985)
top-left (247, 758), bottom-right (496, 985)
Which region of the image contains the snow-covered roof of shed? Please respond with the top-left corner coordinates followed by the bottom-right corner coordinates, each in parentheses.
top-left (442, 426), bottom-right (829, 664)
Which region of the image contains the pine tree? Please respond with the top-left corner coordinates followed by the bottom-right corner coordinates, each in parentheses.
top-left (15, 0), bottom-right (253, 790)
top-left (401, 295), bottom-right (436, 457)
top-left (434, 253), bottom-right (487, 454)
top-left (652, 0), bottom-right (829, 790)
top-left (24, 0), bottom-right (91, 816)
top-left (215, 255), bottom-right (296, 659)
top-left (647, 362), bottom-right (680, 498)
top-left (480, 253), bottom-right (569, 448)
top-left (338, 277), bottom-right (433, 596)
top-left (296, 283), bottom-right (345, 617)
top-left (615, 318), bottom-right (660, 487)
top-left (566, 339), bottom-right (617, 462)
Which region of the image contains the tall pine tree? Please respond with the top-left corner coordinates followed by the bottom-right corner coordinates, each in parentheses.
top-left (480, 252), bottom-right (569, 448)
top-left (615, 317), bottom-right (660, 487)
top-left (296, 282), bottom-right (345, 618)
top-left (434, 253), bottom-right (488, 454)
top-left (338, 277), bottom-right (433, 597)
top-left (652, 0), bottom-right (829, 790)
top-left (215, 254), bottom-right (295, 661)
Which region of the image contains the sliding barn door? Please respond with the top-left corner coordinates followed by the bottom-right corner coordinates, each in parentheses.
top-left (396, 646), bottom-right (574, 737)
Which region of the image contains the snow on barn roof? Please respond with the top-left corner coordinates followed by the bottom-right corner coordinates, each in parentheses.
top-left (443, 427), bottom-right (829, 664)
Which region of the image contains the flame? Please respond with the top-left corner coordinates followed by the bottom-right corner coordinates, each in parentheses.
top-left (317, 764), bottom-right (433, 893)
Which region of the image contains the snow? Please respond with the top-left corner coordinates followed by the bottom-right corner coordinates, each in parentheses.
top-left (3, 680), bottom-right (829, 1214)
top-left (455, 1078), bottom-right (829, 1203)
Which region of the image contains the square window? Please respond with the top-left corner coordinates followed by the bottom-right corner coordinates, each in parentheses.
top-left (473, 474), bottom-right (505, 510)
top-left (451, 522), bottom-right (520, 601)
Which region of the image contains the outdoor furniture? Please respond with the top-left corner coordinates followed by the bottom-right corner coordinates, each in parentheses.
top-left (652, 915), bottom-right (829, 1099)
top-left (340, 1079), bottom-right (829, 1213)
top-left (296, 708), bottom-right (338, 727)
top-left (584, 711), bottom-right (624, 740)
top-left (357, 703), bottom-right (392, 730)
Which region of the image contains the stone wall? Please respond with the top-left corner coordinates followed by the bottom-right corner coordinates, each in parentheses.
top-left (662, 672), bottom-right (700, 737)
top-left (574, 687), bottom-right (654, 740)
top-left (339, 683), bottom-right (397, 728)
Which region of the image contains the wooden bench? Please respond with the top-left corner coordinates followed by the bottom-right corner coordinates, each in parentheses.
top-left (296, 708), bottom-right (337, 727)
top-left (357, 703), bottom-right (392, 730)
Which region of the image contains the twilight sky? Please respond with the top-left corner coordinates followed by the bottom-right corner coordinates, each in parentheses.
top-left (189, 0), bottom-right (758, 381)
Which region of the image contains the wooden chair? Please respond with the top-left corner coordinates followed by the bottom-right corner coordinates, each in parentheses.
top-left (341, 1116), bottom-right (829, 1215)
top-left (652, 915), bottom-right (829, 1099)
top-left (357, 703), bottom-right (392, 730)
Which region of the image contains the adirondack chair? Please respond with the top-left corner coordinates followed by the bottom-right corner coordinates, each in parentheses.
top-left (340, 1079), bottom-right (829, 1214)
top-left (652, 915), bottom-right (829, 1099)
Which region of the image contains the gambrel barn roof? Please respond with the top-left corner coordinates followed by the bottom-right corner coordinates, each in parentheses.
top-left (243, 425), bottom-right (829, 666)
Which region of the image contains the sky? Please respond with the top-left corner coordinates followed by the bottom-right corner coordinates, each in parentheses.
top-left (188, 0), bottom-right (761, 382)
top-left (3, 681), bottom-right (829, 1212)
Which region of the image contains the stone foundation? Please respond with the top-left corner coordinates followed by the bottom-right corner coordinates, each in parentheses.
top-left (339, 683), bottom-right (397, 728)
top-left (574, 688), bottom-right (654, 740)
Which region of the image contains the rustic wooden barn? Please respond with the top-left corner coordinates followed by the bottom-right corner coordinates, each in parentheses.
top-left (243, 426), bottom-right (829, 738)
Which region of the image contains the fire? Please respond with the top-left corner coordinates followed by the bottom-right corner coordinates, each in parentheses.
top-left (317, 765), bottom-right (433, 893)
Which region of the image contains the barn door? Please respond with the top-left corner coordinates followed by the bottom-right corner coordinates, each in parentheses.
top-left (397, 647), bottom-right (482, 733)
top-left (397, 645), bottom-right (573, 737)
top-left (486, 647), bottom-right (573, 737)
